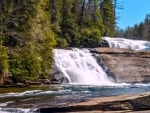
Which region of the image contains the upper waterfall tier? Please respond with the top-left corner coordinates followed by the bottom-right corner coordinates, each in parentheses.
top-left (102, 37), bottom-right (150, 51)
top-left (53, 48), bottom-right (114, 85)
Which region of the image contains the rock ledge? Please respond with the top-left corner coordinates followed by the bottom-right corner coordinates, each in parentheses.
top-left (92, 48), bottom-right (150, 83)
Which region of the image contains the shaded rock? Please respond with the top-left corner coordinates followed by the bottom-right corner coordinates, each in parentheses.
top-left (50, 78), bottom-right (65, 84)
top-left (50, 71), bottom-right (68, 84)
top-left (99, 39), bottom-right (109, 47)
top-left (0, 72), bottom-right (13, 85)
top-left (37, 79), bottom-right (51, 84)
top-left (50, 64), bottom-right (69, 84)
top-left (93, 53), bottom-right (117, 82)
top-left (15, 83), bottom-right (29, 87)
top-left (3, 76), bottom-right (14, 85)
top-left (26, 79), bottom-right (51, 85)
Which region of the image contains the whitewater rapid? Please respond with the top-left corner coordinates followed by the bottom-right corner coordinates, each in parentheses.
top-left (102, 37), bottom-right (150, 50)
top-left (53, 48), bottom-right (114, 85)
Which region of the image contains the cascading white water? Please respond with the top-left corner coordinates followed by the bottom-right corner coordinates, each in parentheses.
top-left (102, 37), bottom-right (150, 50)
top-left (53, 48), bottom-right (114, 85)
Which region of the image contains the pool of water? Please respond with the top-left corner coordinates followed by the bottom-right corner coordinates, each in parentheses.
top-left (0, 83), bottom-right (150, 113)
top-left (143, 48), bottom-right (150, 51)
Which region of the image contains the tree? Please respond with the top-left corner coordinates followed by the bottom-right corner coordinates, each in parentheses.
top-left (0, 0), bottom-right (56, 83)
top-left (0, 44), bottom-right (9, 84)
top-left (0, 0), bottom-right (12, 84)
top-left (143, 14), bottom-right (150, 40)
top-left (80, 28), bottom-right (101, 48)
top-left (122, 13), bottom-right (150, 41)
top-left (60, 0), bottom-right (81, 47)
top-left (49, 0), bottom-right (62, 34)
top-left (79, 0), bottom-right (86, 27)
top-left (100, 0), bottom-right (116, 36)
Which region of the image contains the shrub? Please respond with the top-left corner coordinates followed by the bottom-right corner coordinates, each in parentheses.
top-left (80, 28), bottom-right (101, 48)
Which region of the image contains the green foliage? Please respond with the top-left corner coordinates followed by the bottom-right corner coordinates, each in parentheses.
top-left (100, 0), bottom-right (116, 36)
top-left (0, 45), bottom-right (9, 74)
top-left (0, 0), bottom-right (56, 83)
top-left (80, 28), bottom-right (101, 48)
top-left (54, 0), bottom-right (107, 47)
top-left (61, 18), bottom-right (81, 47)
top-left (9, 48), bottom-right (41, 82)
top-left (56, 38), bottom-right (68, 47)
top-left (50, 0), bottom-right (62, 34)
top-left (39, 37), bottom-right (55, 78)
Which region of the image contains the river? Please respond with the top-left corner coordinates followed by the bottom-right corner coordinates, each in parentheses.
top-left (0, 37), bottom-right (150, 113)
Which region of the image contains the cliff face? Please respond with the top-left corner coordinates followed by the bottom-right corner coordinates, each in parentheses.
top-left (92, 48), bottom-right (150, 83)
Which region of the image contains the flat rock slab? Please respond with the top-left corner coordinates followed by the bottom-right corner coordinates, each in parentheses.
top-left (38, 92), bottom-right (150, 113)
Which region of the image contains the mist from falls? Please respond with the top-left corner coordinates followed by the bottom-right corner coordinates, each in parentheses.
top-left (53, 48), bottom-right (114, 86)
top-left (102, 37), bottom-right (150, 50)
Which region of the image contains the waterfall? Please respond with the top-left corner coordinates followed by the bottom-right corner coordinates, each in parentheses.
top-left (102, 37), bottom-right (150, 51)
top-left (53, 48), bottom-right (114, 85)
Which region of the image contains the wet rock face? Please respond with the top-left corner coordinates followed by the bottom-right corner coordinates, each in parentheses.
top-left (99, 40), bottom-right (109, 47)
top-left (50, 65), bottom-right (68, 84)
top-left (93, 48), bottom-right (150, 83)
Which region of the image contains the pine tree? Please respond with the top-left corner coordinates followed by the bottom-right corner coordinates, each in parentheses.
top-left (79, 0), bottom-right (86, 27)
top-left (100, 0), bottom-right (116, 36)
top-left (49, 0), bottom-right (62, 34)
top-left (0, 44), bottom-right (9, 84)
top-left (0, 0), bottom-right (56, 82)
top-left (61, 0), bottom-right (81, 47)
top-left (0, 0), bottom-right (12, 84)
top-left (122, 13), bottom-right (150, 41)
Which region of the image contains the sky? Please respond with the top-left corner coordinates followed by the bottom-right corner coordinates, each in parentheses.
top-left (117, 0), bottom-right (150, 30)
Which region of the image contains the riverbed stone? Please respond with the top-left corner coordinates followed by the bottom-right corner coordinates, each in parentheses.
top-left (38, 92), bottom-right (150, 113)
top-left (92, 47), bottom-right (150, 83)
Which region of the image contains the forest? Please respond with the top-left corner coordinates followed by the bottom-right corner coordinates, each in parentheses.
top-left (0, 0), bottom-right (149, 84)
top-left (118, 13), bottom-right (150, 41)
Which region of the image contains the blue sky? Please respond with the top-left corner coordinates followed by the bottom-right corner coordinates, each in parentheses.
top-left (117, 0), bottom-right (150, 30)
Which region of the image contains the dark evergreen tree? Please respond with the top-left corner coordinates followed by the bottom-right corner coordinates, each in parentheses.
top-left (100, 0), bottom-right (116, 36)
top-left (49, 0), bottom-right (62, 34)
top-left (0, 0), bottom-right (56, 83)
top-left (0, 0), bottom-right (12, 84)
top-left (49, 0), bottom-right (116, 47)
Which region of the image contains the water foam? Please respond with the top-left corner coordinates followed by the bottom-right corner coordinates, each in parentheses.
top-left (102, 37), bottom-right (150, 50)
top-left (53, 48), bottom-right (115, 86)
top-left (0, 108), bottom-right (35, 113)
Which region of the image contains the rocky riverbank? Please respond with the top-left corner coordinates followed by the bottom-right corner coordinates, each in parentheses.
top-left (38, 92), bottom-right (150, 113)
top-left (91, 47), bottom-right (150, 83)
